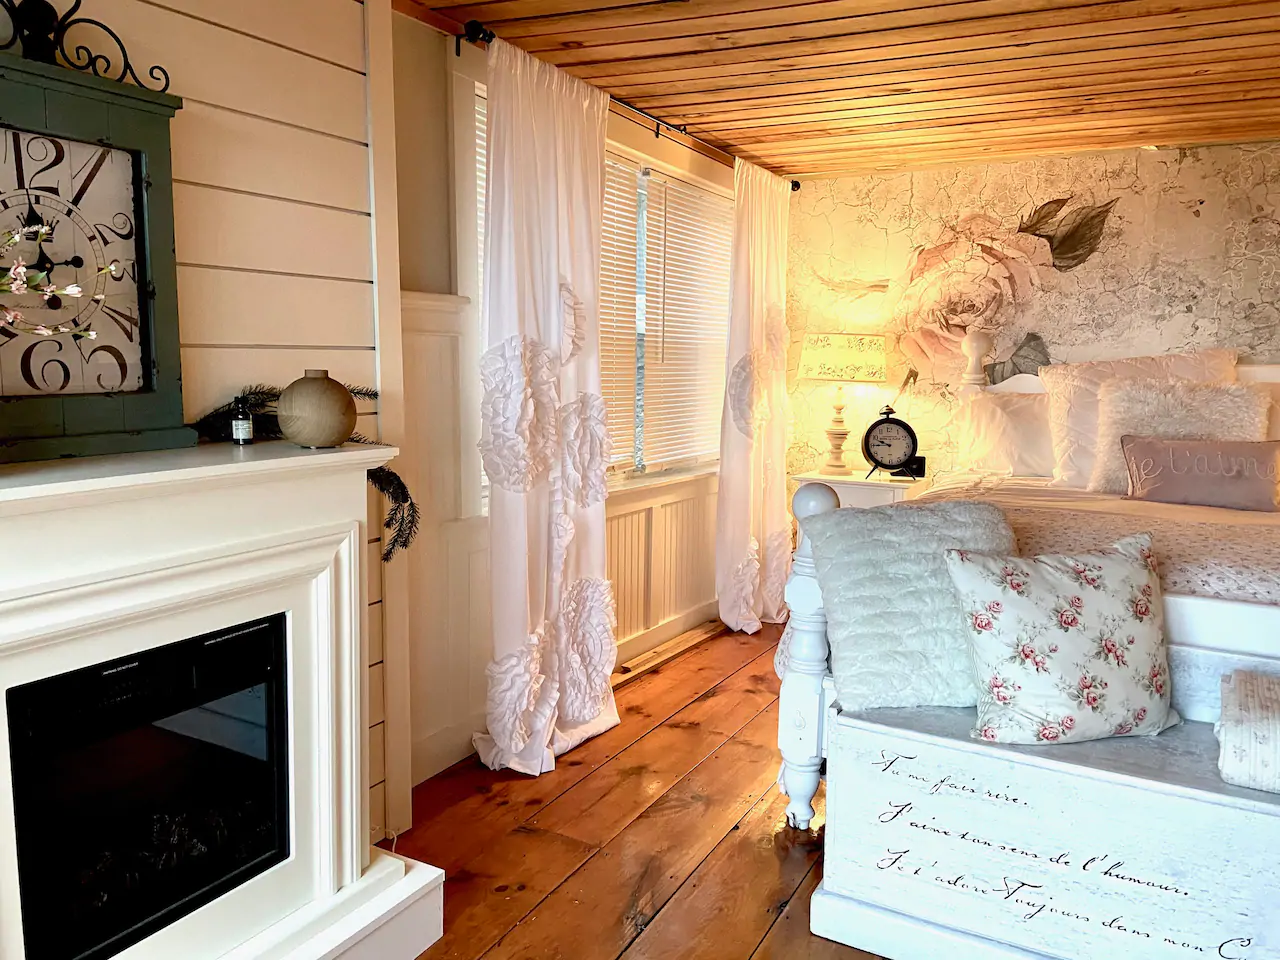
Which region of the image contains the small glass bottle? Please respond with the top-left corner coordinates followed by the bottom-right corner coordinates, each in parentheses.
top-left (231, 396), bottom-right (254, 445)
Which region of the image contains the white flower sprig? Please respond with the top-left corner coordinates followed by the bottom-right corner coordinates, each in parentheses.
top-left (0, 232), bottom-right (115, 340)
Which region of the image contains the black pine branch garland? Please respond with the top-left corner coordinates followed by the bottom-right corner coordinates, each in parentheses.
top-left (367, 466), bottom-right (421, 562)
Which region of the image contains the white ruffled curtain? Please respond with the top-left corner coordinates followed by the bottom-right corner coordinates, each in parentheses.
top-left (716, 158), bottom-right (792, 634)
top-left (473, 39), bottom-right (620, 775)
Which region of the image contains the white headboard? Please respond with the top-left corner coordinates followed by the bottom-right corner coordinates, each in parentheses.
top-left (959, 329), bottom-right (1280, 439)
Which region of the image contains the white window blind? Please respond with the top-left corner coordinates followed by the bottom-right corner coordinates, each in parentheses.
top-left (600, 158), bottom-right (641, 468)
top-left (639, 172), bottom-right (733, 472)
top-left (599, 158), bottom-right (732, 474)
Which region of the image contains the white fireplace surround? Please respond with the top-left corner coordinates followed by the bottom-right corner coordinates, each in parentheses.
top-left (0, 443), bottom-right (443, 960)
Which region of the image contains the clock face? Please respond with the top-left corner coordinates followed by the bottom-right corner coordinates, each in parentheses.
top-left (0, 127), bottom-right (144, 397)
top-left (864, 418), bottom-right (917, 468)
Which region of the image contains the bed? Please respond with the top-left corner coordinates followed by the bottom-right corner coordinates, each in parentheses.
top-left (909, 474), bottom-right (1280, 606)
top-left (776, 330), bottom-right (1280, 960)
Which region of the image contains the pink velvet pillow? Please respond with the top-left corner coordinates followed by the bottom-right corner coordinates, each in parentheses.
top-left (1121, 436), bottom-right (1280, 512)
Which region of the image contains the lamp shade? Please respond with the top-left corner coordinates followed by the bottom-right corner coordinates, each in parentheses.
top-left (798, 332), bottom-right (887, 383)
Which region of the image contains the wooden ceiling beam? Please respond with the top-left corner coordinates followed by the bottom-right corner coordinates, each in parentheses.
top-left (631, 36), bottom-right (1280, 111)
top-left (679, 70), bottom-right (1280, 131)
top-left (550, 0), bottom-right (1277, 73)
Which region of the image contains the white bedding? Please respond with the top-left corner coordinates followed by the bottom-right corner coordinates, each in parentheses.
top-left (908, 473), bottom-right (1280, 605)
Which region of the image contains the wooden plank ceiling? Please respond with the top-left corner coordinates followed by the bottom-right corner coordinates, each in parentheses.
top-left (405, 0), bottom-right (1280, 177)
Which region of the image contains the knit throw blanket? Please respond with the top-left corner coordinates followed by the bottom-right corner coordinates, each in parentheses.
top-left (1216, 671), bottom-right (1280, 794)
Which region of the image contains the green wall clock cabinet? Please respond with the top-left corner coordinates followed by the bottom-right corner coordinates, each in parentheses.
top-left (0, 19), bottom-right (194, 463)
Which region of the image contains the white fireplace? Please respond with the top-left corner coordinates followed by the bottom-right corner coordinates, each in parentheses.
top-left (0, 442), bottom-right (443, 960)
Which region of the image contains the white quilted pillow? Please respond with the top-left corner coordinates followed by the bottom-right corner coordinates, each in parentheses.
top-left (801, 501), bottom-right (1014, 710)
top-left (1038, 349), bottom-right (1238, 489)
top-left (1089, 378), bottom-right (1273, 494)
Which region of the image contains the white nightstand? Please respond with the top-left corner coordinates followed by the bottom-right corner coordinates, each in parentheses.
top-left (792, 470), bottom-right (924, 509)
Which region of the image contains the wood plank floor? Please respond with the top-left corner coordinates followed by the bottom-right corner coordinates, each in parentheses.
top-left (394, 624), bottom-right (879, 960)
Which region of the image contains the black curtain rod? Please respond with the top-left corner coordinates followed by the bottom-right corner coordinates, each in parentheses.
top-left (612, 98), bottom-right (688, 139)
top-left (455, 19), bottom-right (494, 57)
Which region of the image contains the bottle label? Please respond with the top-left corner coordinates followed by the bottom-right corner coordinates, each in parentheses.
top-left (232, 418), bottom-right (253, 441)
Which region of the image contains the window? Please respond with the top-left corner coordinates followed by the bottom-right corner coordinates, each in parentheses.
top-left (601, 156), bottom-right (733, 475)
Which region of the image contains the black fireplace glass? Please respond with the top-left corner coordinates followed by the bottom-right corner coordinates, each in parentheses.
top-left (6, 614), bottom-right (290, 960)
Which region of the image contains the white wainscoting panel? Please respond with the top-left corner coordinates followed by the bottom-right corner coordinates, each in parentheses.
top-left (607, 508), bottom-right (650, 642)
top-left (607, 471), bottom-right (720, 665)
top-left (401, 293), bottom-right (488, 783)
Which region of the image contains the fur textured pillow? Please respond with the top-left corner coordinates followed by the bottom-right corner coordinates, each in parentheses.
top-left (800, 501), bottom-right (1014, 710)
top-left (1089, 379), bottom-right (1273, 494)
top-left (1038, 349), bottom-right (1238, 489)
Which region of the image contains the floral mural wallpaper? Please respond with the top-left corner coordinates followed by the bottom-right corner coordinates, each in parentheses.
top-left (786, 141), bottom-right (1280, 480)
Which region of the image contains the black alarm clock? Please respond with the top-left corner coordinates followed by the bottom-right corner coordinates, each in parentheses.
top-left (862, 406), bottom-right (926, 480)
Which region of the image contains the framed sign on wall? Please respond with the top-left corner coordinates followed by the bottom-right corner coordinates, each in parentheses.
top-left (0, 11), bottom-right (193, 463)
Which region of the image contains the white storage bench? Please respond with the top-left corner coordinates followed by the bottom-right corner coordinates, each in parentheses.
top-left (777, 482), bottom-right (1280, 960)
top-left (814, 706), bottom-right (1279, 960)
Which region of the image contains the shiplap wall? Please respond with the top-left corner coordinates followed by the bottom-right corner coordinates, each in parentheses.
top-left (68, 0), bottom-right (392, 839)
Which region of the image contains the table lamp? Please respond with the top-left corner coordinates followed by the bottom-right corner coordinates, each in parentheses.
top-left (797, 332), bottom-right (888, 476)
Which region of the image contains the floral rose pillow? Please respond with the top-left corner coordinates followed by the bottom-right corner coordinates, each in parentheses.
top-left (944, 534), bottom-right (1179, 745)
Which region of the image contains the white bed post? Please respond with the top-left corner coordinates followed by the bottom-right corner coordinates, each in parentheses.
top-left (959, 327), bottom-right (994, 399)
top-left (779, 481), bottom-right (841, 829)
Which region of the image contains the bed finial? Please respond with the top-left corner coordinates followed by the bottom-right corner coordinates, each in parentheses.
top-left (794, 481), bottom-right (840, 522)
top-left (779, 482), bottom-right (838, 830)
top-left (960, 327), bottom-right (994, 398)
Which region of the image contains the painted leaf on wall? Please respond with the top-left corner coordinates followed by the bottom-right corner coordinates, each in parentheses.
top-left (1046, 198), bottom-right (1120, 270)
top-left (1018, 197), bottom-right (1072, 235)
top-left (985, 333), bottom-right (1050, 384)
top-left (1018, 197), bottom-right (1118, 271)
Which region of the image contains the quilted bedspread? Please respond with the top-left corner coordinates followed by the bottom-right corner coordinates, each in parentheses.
top-left (910, 474), bottom-right (1280, 606)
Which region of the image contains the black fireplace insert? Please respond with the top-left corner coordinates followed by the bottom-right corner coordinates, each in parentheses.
top-left (6, 613), bottom-right (290, 960)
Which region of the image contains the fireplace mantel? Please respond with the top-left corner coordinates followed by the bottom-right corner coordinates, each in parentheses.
top-left (0, 443), bottom-right (443, 960)
top-left (0, 441), bottom-right (395, 516)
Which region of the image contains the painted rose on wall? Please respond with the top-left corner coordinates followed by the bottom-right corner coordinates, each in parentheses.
top-left (886, 214), bottom-right (1053, 381)
top-left (810, 197), bottom-right (1118, 385)
top-left (892, 199), bottom-right (1120, 381)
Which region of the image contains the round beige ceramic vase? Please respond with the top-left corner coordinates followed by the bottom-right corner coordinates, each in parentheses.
top-left (277, 369), bottom-right (357, 448)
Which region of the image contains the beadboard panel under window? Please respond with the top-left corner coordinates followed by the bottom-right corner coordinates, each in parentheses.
top-left (78, 0), bottom-right (391, 838)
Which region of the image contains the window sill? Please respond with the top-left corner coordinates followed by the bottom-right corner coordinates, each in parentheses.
top-left (607, 463), bottom-right (719, 496)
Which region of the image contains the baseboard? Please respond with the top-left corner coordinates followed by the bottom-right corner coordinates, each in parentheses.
top-left (615, 602), bottom-right (720, 666)
top-left (809, 882), bottom-right (1055, 960)
top-left (411, 714), bottom-right (486, 785)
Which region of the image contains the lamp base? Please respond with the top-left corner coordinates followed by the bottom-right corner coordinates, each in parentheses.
top-left (820, 396), bottom-right (853, 476)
